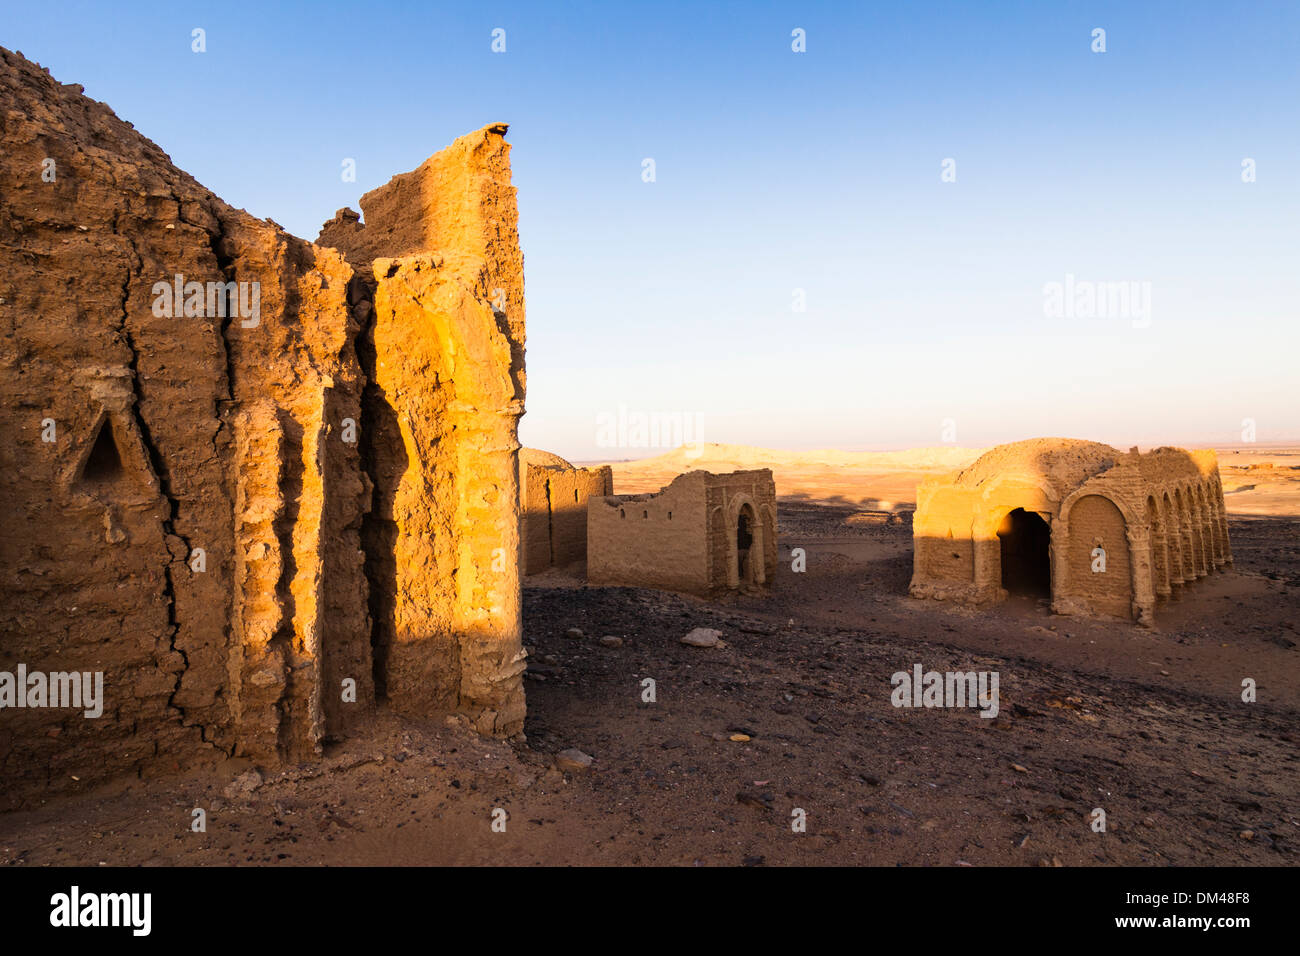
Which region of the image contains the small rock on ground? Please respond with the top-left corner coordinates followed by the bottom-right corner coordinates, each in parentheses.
top-left (555, 748), bottom-right (594, 772)
top-left (681, 627), bottom-right (726, 648)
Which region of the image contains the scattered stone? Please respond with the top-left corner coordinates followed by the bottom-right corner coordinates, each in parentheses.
top-left (565, 628), bottom-right (584, 639)
top-left (729, 733), bottom-right (751, 742)
top-left (681, 627), bottom-right (726, 648)
top-left (555, 748), bottom-right (593, 772)
top-left (539, 769), bottom-right (565, 788)
top-left (1012, 763), bottom-right (1029, 773)
top-left (598, 635), bottom-right (623, 648)
top-left (223, 770), bottom-right (262, 799)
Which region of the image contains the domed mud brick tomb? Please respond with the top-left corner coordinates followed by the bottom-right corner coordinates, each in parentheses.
top-left (909, 439), bottom-right (1231, 625)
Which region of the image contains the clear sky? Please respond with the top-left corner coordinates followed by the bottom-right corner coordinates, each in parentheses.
top-left (5, 1), bottom-right (1297, 460)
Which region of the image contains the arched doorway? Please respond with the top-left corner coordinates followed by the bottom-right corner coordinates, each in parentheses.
top-left (736, 504), bottom-right (756, 583)
top-left (997, 508), bottom-right (1051, 596)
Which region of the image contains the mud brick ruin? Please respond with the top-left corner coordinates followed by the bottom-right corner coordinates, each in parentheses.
top-left (518, 448), bottom-right (612, 574)
top-left (0, 48), bottom-right (526, 805)
top-left (588, 469), bottom-right (777, 596)
top-left (909, 438), bottom-right (1232, 625)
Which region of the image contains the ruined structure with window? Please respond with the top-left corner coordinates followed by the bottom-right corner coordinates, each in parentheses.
top-left (909, 438), bottom-right (1231, 625)
top-left (519, 448), bottom-right (613, 574)
top-left (587, 469), bottom-right (777, 596)
top-left (0, 49), bottom-right (526, 807)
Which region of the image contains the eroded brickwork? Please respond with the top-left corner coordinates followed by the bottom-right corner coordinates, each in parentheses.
top-left (0, 48), bottom-right (526, 806)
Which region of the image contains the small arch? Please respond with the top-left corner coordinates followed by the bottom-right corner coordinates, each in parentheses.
top-left (1064, 493), bottom-right (1134, 619)
top-left (1148, 494), bottom-right (1170, 597)
top-left (1173, 487), bottom-right (1194, 579)
top-left (723, 493), bottom-right (768, 588)
top-left (736, 503), bottom-right (757, 584)
top-left (1184, 483), bottom-right (1207, 576)
top-left (1162, 490), bottom-right (1184, 585)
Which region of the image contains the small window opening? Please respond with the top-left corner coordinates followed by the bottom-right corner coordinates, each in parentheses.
top-left (81, 419), bottom-right (124, 483)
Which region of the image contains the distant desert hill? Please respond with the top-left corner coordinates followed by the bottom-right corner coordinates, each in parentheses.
top-left (601, 442), bottom-right (985, 473)
top-left (589, 442), bottom-right (986, 508)
top-left (587, 442), bottom-right (1300, 516)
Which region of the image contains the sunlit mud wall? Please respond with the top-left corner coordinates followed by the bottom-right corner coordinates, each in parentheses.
top-left (588, 469), bottom-right (776, 596)
top-left (317, 123), bottom-right (528, 737)
top-left (0, 47), bottom-right (526, 808)
top-left (909, 438), bottom-right (1231, 625)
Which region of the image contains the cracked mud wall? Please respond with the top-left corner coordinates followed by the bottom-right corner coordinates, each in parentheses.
top-left (0, 48), bottom-right (369, 804)
top-left (2, 52), bottom-right (526, 805)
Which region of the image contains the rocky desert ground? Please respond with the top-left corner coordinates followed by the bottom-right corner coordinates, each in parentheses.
top-left (2, 444), bottom-right (1294, 867)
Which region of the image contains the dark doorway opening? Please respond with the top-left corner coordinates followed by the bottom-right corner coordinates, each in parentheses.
top-left (736, 507), bottom-right (754, 582)
top-left (998, 508), bottom-right (1051, 596)
top-left (81, 420), bottom-right (123, 483)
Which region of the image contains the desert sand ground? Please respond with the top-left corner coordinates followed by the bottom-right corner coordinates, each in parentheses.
top-left (1, 445), bottom-right (1296, 867)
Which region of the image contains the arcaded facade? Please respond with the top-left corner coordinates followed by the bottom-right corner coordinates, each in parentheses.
top-left (587, 469), bottom-right (777, 596)
top-left (519, 448), bottom-right (613, 574)
top-left (910, 439), bottom-right (1231, 625)
top-left (0, 48), bottom-right (526, 807)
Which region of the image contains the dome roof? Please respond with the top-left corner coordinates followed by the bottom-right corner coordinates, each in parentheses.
top-left (950, 438), bottom-right (1120, 497)
top-left (520, 447), bottom-right (574, 470)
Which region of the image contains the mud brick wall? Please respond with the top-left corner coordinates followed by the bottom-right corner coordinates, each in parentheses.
top-left (0, 47), bottom-right (527, 806)
top-left (588, 469), bottom-right (776, 596)
top-left (518, 449), bottom-right (613, 574)
top-left (549, 466), bottom-right (613, 566)
top-left (316, 125), bottom-right (527, 738)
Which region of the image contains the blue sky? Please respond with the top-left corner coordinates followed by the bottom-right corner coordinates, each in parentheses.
top-left (4, 0), bottom-right (1297, 459)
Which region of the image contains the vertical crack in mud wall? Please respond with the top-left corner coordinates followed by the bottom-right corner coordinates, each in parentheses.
top-left (0, 48), bottom-right (523, 807)
top-left (318, 124), bottom-right (528, 737)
